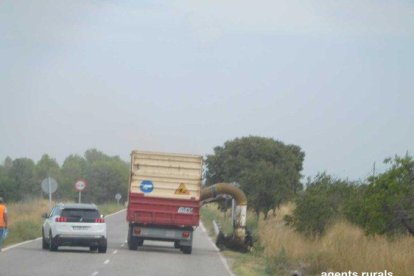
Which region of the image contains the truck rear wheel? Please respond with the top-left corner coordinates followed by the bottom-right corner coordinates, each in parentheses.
top-left (128, 225), bottom-right (138, 250)
top-left (137, 239), bottom-right (144, 246)
top-left (181, 245), bottom-right (192, 254)
top-left (98, 244), bottom-right (107, 253)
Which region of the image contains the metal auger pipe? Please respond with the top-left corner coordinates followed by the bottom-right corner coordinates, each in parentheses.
top-left (201, 183), bottom-right (252, 251)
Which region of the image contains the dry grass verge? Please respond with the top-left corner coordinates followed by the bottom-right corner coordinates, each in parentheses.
top-left (201, 202), bottom-right (414, 275)
top-left (259, 203), bottom-right (414, 275)
top-left (4, 199), bottom-right (49, 246)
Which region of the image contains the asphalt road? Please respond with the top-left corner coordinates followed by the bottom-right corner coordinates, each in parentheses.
top-left (0, 210), bottom-right (233, 276)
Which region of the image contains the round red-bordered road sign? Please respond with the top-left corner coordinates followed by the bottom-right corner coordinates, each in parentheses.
top-left (75, 179), bottom-right (87, 192)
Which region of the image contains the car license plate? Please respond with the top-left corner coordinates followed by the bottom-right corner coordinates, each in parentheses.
top-left (72, 226), bottom-right (90, 230)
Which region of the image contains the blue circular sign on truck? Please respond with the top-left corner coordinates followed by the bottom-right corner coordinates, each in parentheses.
top-left (140, 180), bottom-right (154, 193)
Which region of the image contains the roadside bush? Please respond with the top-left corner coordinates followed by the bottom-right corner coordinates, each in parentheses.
top-left (358, 155), bottom-right (414, 236)
top-left (286, 173), bottom-right (354, 237)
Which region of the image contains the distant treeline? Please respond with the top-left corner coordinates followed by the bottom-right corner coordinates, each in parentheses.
top-left (0, 149), bottom-right (129, 204)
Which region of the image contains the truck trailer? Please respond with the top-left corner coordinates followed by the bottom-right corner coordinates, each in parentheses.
top-left (126, 150), bottom-right (203, 254)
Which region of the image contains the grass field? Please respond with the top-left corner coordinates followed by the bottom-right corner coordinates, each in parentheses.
top-left (259, 203), bottom-right (414, 275)
top-left (3, 199), bottom-right (125, 247)
top-left (201, 203), bottom-right (414, 276)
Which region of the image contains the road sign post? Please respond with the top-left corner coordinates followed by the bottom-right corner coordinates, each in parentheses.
top-left (41, 177), bottom-right (58, 210)
top-left (75, 179), bottom-right (87, 203)
top-left (115, 193), bottom-right (122, 205)
top-left (48, 178), bottom-right (51, 207)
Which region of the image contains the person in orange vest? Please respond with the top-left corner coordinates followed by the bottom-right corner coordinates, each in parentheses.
top-left (0, 197), bottom-right (8, 251)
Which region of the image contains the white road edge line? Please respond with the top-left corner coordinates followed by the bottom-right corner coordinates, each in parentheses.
top-left (92, 272), bottom-right (99, 276)
top-left (199, 222), bottom-right (235, 276)
top-left (104, 259), bottom-right (110, 265)
top-left (2, 209), bottom-right (126, 251)
top-left (113, 250), bottom-right (118, 254)
top-left (3, 237), bottom-right (42, 252)
top-left (104, 208), bottom-right (126, 218)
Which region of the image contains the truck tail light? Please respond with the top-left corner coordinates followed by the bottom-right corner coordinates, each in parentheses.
top-left (95, 218), bottom-right (105, 223)
top-left (133, 227), bottom-right (141, 235)
top-left (182, 231), bottom-right (190, 239)
top-left (55, 217), bottom-right (67, 222)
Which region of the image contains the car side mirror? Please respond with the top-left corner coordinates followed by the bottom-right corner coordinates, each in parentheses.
top-left (42, 213), bottom-right (49, 219)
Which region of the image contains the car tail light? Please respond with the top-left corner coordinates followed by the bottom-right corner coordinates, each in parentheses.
top-left (95, 218), bottom-right (105, 223)
top-left (182, 231), bottom-right (190, 238)
top-left (55, 217), bottom-right (67, 222)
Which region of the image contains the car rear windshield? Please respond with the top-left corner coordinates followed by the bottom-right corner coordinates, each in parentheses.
top-left (61, 208), bottom-right (100, 223)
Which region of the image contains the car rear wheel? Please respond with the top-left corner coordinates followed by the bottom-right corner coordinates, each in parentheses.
top-left (98, 239), bottom-right (107, 253)
top-left (42, 229), bottom-right (48, 250)
top-left (49, 231), bottom-right (58, 252)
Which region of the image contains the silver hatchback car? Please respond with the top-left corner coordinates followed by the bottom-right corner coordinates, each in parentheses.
top-left (42, 203), bottom-right (107, 253)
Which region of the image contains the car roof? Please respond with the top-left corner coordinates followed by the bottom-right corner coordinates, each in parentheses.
top-left (56, 203), bottom-right (98, 210)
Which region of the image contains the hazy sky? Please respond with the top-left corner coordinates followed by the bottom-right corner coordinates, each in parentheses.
top-left (1, 0), bottom-right (413, 180)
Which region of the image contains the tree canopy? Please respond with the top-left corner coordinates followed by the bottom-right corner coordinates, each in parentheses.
top-left (205, 136), bottom-right (305, 218)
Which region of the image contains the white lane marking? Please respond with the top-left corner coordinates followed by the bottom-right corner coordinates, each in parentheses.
top-left (199, 221), bottom-right (235, 276)
top-left (92, 272), bottom-right (99, 276)
top-left (104, 259), bottom-right (110, 265)
top-left (2, 237), bottom-right (42, 251)
top-left (113, 250), bottom-right (118, 254)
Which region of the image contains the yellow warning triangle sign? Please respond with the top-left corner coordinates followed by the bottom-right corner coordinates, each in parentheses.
top-left (175, 183), bottom-right (190, 195)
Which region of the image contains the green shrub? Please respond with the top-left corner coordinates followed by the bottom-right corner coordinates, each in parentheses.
top-left (288, 173), bottom-right (355, 237)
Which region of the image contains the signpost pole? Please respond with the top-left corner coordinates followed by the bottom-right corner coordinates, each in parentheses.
top-left (48, 176), bottom-right (52, 209)
top-left (75, 179), bottom-right (87, 203)
top-left (41, 177), bottom-right (58, 211)
top-left (115, 193), bottom-right (122, 206)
